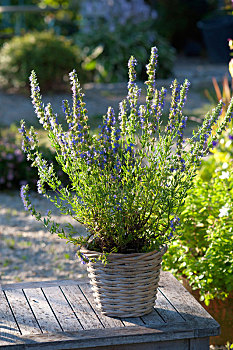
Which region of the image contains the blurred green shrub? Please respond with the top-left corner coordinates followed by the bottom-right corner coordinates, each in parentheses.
top-left (0, 125), bottom-right (67, 190)
top-left (163, 139), bottom-right (233, 305)
top-left (199, 130), bottom-right (233, 181)
top-left (75, 0), bottom-right (175, 82)
top-left (0, 31), bottom-right (81, 91)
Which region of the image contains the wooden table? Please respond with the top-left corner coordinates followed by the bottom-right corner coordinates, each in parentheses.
top-left (0, 271), bottom-right (219, 350)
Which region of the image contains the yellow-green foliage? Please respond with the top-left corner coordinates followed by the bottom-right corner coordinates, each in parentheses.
top-left (163, 145), bottom-right (233, 305)
top-left (0, 31), bottom-right (81, 91)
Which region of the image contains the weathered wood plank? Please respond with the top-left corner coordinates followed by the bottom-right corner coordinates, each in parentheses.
top-left (79, 283), bottom-right (124, 328)
top-left (23, 288), bottom-right (62, 333)
top-left (159, 272), bottom-right (220, 337)
top-left (2, 279), bottom-right (88, 291)
top-left (189, 337), bottom-right (209, 350)
top-left (5, 325), bottom-right (195, 349)
top-left (61, 285), bottom-right (103, 330)
top-left (42, 286), bottom-right (83, 332)
top-left (0, 288), bottom-right (21, 347)
top-left (121, 316), bottom-right (145, 327)
top-left (69, 338), bottom-right (190, 350)
top-left (4, 289), bottom-right (41, 335)
top-left (141, 308), bottom-right (165, 326)
top-left (154, 289), bottom-right (185, 323)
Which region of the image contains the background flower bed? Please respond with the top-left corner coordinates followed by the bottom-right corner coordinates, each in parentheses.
top-left (162, 71), bottom-right (233, 304)
top-left (0, 124), bottom-right (68, 190)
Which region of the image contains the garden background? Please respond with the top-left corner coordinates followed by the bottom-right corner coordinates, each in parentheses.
top-left (0, 0), bottom-right (233, 349)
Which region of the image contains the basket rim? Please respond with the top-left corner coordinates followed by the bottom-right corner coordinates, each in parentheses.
top-left (79, 244), bottom-right (167, 259)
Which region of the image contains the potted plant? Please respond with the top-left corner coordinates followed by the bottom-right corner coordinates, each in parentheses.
top-left (19, 47), bottom-right (233, 317)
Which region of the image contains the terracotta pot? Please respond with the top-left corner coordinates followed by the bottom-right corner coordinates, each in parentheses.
top-left (181, 277), bottom-right (233, 345)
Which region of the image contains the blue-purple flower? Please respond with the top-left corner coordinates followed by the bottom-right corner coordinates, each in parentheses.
top-left (20, 185), bottom-right (31, 211)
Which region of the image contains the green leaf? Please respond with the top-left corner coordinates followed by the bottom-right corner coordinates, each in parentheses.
top-left (82, 60), bottom-right (97, 71)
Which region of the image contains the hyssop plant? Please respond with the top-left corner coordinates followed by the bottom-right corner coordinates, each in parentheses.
top-left (19, 47), bottom-right (233, 262)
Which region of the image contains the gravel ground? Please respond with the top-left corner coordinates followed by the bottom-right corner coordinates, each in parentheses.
top-left (0, 191), bottom-right (87, 284)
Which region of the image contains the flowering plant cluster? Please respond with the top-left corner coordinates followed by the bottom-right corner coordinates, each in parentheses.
top-left (0, 126), bottom-right (32, 189)
top-left (19, 47), bottom-right (233, 261)
top-left (79, 0), bottom-right (157, 33)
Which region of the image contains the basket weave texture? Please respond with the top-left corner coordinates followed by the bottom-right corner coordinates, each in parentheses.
top-left (80, 245), bottom-right (167, 317)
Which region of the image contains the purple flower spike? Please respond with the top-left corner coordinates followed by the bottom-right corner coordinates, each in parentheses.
top-left (212, 140), bottom-right (218, 147)
top-left (20, 185), bottom-right (32, 211)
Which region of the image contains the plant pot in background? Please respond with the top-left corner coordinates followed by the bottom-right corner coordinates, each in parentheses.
top-left (198, 15), bottom-right (233, 63)
top-left (182, 277), bottom-right (233, 345)
top-left (80, 246), bottom-right (167, 317)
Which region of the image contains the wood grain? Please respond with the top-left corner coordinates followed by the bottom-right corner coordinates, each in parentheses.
top-left (159, 272), bottom-right (220, 336)
top-left (0, 289), bottom-right (21, 347)
top-left (141, 307), bottom-right (165, 326)
top-left (121, 316), bottom-right (145, 327)
top-left (0, 325), bottom-right (197, 349)
top-left (190, 337), bottom-right (209, 350)
top-left (61, 285), bottom-right (103, 330)
top-left (4, 289), bottom-right (40, 335)
top-left (2, 279), bottom-right (87, 291)
top-left (154, 288), bottom-right (185, 323)
top-left (23, 288), bottom-right (62, 333)
top-left (42, 286), bottom-right (83, 332)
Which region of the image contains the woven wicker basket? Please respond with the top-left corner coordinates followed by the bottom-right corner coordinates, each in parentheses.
top-left (80, 245), bottom-right (167, 317)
